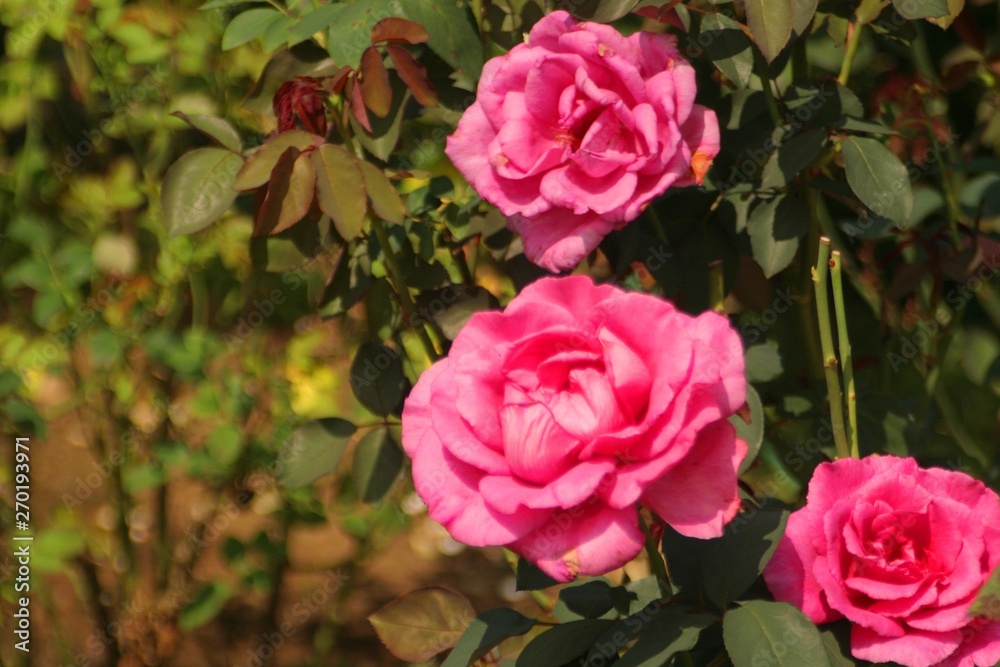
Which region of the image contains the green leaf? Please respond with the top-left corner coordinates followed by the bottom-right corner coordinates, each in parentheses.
top-left (564, 0), bottom-right (644, 22)
top-left (791, 0), bottom-right (819, 36)
top-left (171, 112), bottom-right (242, 153)
top-left (699, 12), bottom-right (754, 89)
top-left (613, 610), bottom-right (715, 667)
top-left (745, 342), bottom-right (783, 383)
top-left (366, 278), bottom-right (400, 340)
top-left (311, 144), bottom-right (368, 240)
top-left (233, 130), bottom-right (322, 191)
top-left (747, 194), bottom-right (811, 278)
top-left (288, 2), bottom-right (343, 46)
top-left (278, 418), bottom-right (356, 488)
top-left (221, 8), bottom-right (285, 50)
top-left (325, 0), bottom-right (404, 68)
top-left (515, 556), bottom-right (560, 591)
top-left (760, 129), bottom-right (828, 190)
top-left (554, 579), bottom-right (622, 622)
top-left (820, 623), bottom-right (856, 667)
top-left (516, 619), bottom-right (617, 667)
top-left (723, 601), bottom-right (831, 667)
top-left (842, 135), bottom-right (914, 225)
top-left (397, 0), bottom-right (483, 81)
top-left (179, 582), bottom-right (232, 630)
top-left (369, 587), bottom-right (475, 663)
top-left (261, 13), bottom-right (297, 52)
top-left (350, 341), bottom-right (407, 416)
top-left (320, 247), bottom-right (374, 317)
top-left (352, 426), bottom-right (404, 503)
top-left (745, 0), bottom-right (793, 62)
top-left (733, 384), bottom-right (765, 475)
top-left (359, 161), bottom-right (406, 224)
top-left (161, 148), bottom-right (243, 237)
top-left (662, 508), bottom-right (788, 609)
top-left (443, 608), bottom-right (536, 667)
top-left (926, 0), bottom-right (964, 28)
top-left (124, 464), bottom-right (167, 493)
top-left (32, 528), bottom-right (86, 572)
top-left (892, 0), bottom-right (949, 19)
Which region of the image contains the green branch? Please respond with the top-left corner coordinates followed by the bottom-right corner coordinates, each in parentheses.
top-left (814, 237), bottom-right (851, 459)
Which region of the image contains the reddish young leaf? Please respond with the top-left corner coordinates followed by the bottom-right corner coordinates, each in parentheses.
top-left (254, 147), bottom-right (316, 236)
top-left (327, 65), bottom-right (352, 95)
top-left (359, 47), bottom-right (393, 118)
top-left (386, 45), bottom-right (438, 108)
top-left (348, 76), bottom-right (373, 133)
top-left (369, 17), bottom-right (429, 44)
top-left (234, 130), bottom-right (323, 191)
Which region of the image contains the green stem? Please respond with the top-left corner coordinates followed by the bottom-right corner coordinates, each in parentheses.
top-left (830, 251), bottom-right (859, 458)
top-left (754, 50), bottom-right (783, 127)
top-left (814, 238), bottom-right (850, 460)
top-left (838, 22), bottom-right (863, 86)
top-left (370, 217), bottom-right (441, 361)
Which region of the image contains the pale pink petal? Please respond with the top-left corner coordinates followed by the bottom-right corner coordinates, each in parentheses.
top-left (512, 504), bottom-right (644, 582)
top-left (851, 624), bottom-right (963, 667)
top-left (640, 419), bottom-right (746, 538)
top-left (508, 209), bottom-right (615, 272)
top-left (479, 457), bottom-right (616, 513)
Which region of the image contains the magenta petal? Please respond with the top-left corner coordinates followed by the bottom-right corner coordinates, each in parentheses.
top-left (512, 504), bottom-right (644, 582)
top-left (508, 208), bottom-right (615, 272)
top-left (640, 419), bottom-right (745, 538)
top-left (936, 619), bottom-right (1000, 667)
top-left (541, 164), bottom-right (638, 216)
top-left (763, 507), bottom-right (842, 624)
top-left (598, 327), bottom-right (652, 423)
top-left (851, 624), bottom-right (962, 667)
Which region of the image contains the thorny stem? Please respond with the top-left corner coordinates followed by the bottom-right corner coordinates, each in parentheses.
top-left (830, 251), bottom-right (859, 458)
top-left (814, 237), bottom-right (851, 460)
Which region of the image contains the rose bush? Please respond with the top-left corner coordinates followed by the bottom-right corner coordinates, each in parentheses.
top-left (445, 10), bottom-right (719, 273)
top-left (401, 275), bottom-right (746, 581)
top-left (763, 456), bottom-right (1000, 667)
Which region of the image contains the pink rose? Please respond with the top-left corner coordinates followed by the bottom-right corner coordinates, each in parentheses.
top-left (401, 276), bottom-right (746, 581)
top-left (445, 11), bottom-right (719, 273)
top-left (763, 456), bottom-right (1000, 667)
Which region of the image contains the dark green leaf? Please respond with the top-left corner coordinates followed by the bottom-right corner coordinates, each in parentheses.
top-left (443, 608), bottom-right (536, 667)
top-left (614, 610), bottom-right (715, 667)
top-left (171, 112), bottom-right (242, 153)
top-left (892, 0), bottom-right (949, 19)
top-left (554, 580), bottom-right (621, 622)
top-left (366, 278), bottom-right (400, 340)
top-left (350, 341), bottom-right (407, 416)
top-left (161, 148), bottom-right (243, 237)
top-left (745, 0), bottom-right (793, 62)
top-left (820, 622), bottom-right (856, 667)
top-left (221, 8), bottom-right (285, 50)
top-left (516, 619), bottom-right (617, 667)
top-left (515, 556), bottom-right (560, 591)
top-left (747, 194), bottom-right (811, 278)
top-left (279, 418), bottom-right (356, 488)
top-left (662, 508), bottom-right (788, 609)
top-left (699, 12), bottom-right (754, 89)
top-left (320, 247), bottom-right (374, 317)
top-left (397, 0), bottom-right (483, 81)
top-left (352, 426), bottom-right (404, 503)
top-left (842, 135), bottom-right (914, 225)
top-left (723, 601), bottom-right (831, 667)
top-left (565, 0), bottom-right (644, 22)
top-left (760, 129), bottom-right (827, 189)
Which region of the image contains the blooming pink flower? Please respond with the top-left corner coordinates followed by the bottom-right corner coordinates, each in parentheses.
top-left (763, 456), bottom-right (1000, 667)
top-left (445, 11), bottom-right (719, 273)
top-left (401, 276), bottom-right (746, 581)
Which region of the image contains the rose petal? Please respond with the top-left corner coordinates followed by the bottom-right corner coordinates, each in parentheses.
top-left (851, 624), bottom-right (962, 667)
